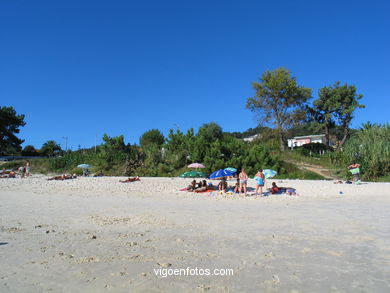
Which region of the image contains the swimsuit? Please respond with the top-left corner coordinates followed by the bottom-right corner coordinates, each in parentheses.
top-left (255, 177), bottom-right (264, 186)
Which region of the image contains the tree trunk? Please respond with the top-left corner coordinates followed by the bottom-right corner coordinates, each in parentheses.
top-left (337, 124), bottom-right (349, 150)
top-left (324, 122), bottom-right (330, 147)
top-left (278, 128), bottom-right (285, 151)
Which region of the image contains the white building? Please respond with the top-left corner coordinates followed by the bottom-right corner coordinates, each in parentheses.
top-left (243, 134), bottom-right (261, 142)
top-left (287, 134), bottom-right (327, 149)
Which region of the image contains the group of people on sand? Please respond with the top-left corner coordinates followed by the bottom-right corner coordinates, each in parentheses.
top-left (0, 161), bottom-right (30, 178)
top-left (183, 168), bottom-right (266, 196)
top-left (187, 180), bottom-right (210, 192)
top-left (184, 168), bottom-right (298, 196)
top-left (18, 161), bottom-right (31, 178)
top-left (214, 168), bottom-right (265, 196)
top-left (0, 169), bottom-right (16, 178)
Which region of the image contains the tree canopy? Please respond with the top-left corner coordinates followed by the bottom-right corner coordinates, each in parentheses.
top-left (139, 129), bottom-right (165, 149)
top-left (312, 82), bottom-right (364, 148)
top-left (0, 106), bottom-right (26, 155)
top-left (312, 84), bottom-right (340, 146)
top-left (22, 145), bottom-right (39, 156)
top-left (246, 68), bottom-right (312, 151)
top-left (40, 140), bottom-right (63, 157)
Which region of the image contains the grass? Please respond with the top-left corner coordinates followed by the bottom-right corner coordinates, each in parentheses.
top-left (374, 173), bottom-right (390, 182)
top-left (279, 150), bottom-right (337, 169)
top-left (277, 161), bottom-right (327, 180)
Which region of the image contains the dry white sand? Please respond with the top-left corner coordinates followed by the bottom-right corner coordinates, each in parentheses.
top-left (1, 176), bottom-right (390, 292)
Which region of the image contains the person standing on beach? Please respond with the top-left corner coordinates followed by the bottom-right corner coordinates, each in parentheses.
top-left (239, 169), bottom-right (249, 196)
top-left (25, 161), bottom-right (30, 177)
top-left (255, 169), bottom-right (265, 195)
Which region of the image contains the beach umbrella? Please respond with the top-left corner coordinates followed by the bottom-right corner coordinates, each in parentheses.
top-left (224, 167), bottom-right (237, 173)
top-left (263, 169), bottom-right (277, 179)
top-left (179, 171), bottom-right (207, 178)
top-left (77, 164), bottom-right (91, 169)
top-left (209, 169), bottom-right (235, 179)
top-left (188, 163), bottom-right (205, 168)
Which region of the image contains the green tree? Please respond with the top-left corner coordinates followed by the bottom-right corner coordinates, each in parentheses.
top-left (22, 145), bottom-right (39, 156)
top-left (202, 140), bottom-right (226, 172)
top-left (311, 85), bottom-right (340, 146)
top-left (0, 106), bottom-right (26, 155)
top-left (197, 122), bottom-right (223, 142)
top-left (40, 140), bottom-right (63, 157)
top-left (242, 144), bottom-right (280, 175)
top-left (246, 68), bottom-right (312, 151)
top-left (139, 129), bottom-right (165, 149)
top-left (124, 144), bottom-right (143, 176)
top-left (332, 82), bottom-right (365, 148)
top-left (164, 128), bottom-right (195, 169)
top-left (98, 134), bottom-right (128, 169)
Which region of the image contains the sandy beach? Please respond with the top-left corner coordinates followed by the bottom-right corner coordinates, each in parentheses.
top-left (1, 176), bottom-right (390, 292)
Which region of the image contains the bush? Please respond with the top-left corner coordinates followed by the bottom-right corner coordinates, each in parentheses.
top-left (330, 124), bottom-right (390, 179)
top-left (293, 143), bottom-right (331, 157)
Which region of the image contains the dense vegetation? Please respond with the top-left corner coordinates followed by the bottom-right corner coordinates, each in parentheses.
top-left (330, 124), bottom-right (390, 180)
top-left (1, 68), bottom-right (388, 181)
top-left (2, 123), bottom-right (326, 179)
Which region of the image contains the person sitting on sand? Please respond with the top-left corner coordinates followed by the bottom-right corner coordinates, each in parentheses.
top-left (268, 182), bottom-right (298, 196)
top-left (218, 177), bottom-right (228, 192)
top-left (270, 182), bottom-right (280, 194)
top-left (232, 178), bottom-right (245, 194)
top-left (233, 178), bottom-right (240, 193)
top-left (187, 180), bottom-right (197, 191)
top-left (195, 180), bottom-right (209, 192)
top-left (18, 166), bottom-right (26, 178)
top-left (120, 176), bottom-right (140, 183)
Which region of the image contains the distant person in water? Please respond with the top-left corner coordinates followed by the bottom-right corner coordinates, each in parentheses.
top-left (239, 169), bottom-right (248, 196)
top-left (254, 169), bottom-right (265, 195)
top-left (120, 176), bottom-right (140, 183)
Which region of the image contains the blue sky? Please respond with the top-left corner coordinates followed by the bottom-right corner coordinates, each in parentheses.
top-left (1, 0), bottom-right (389, 150)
